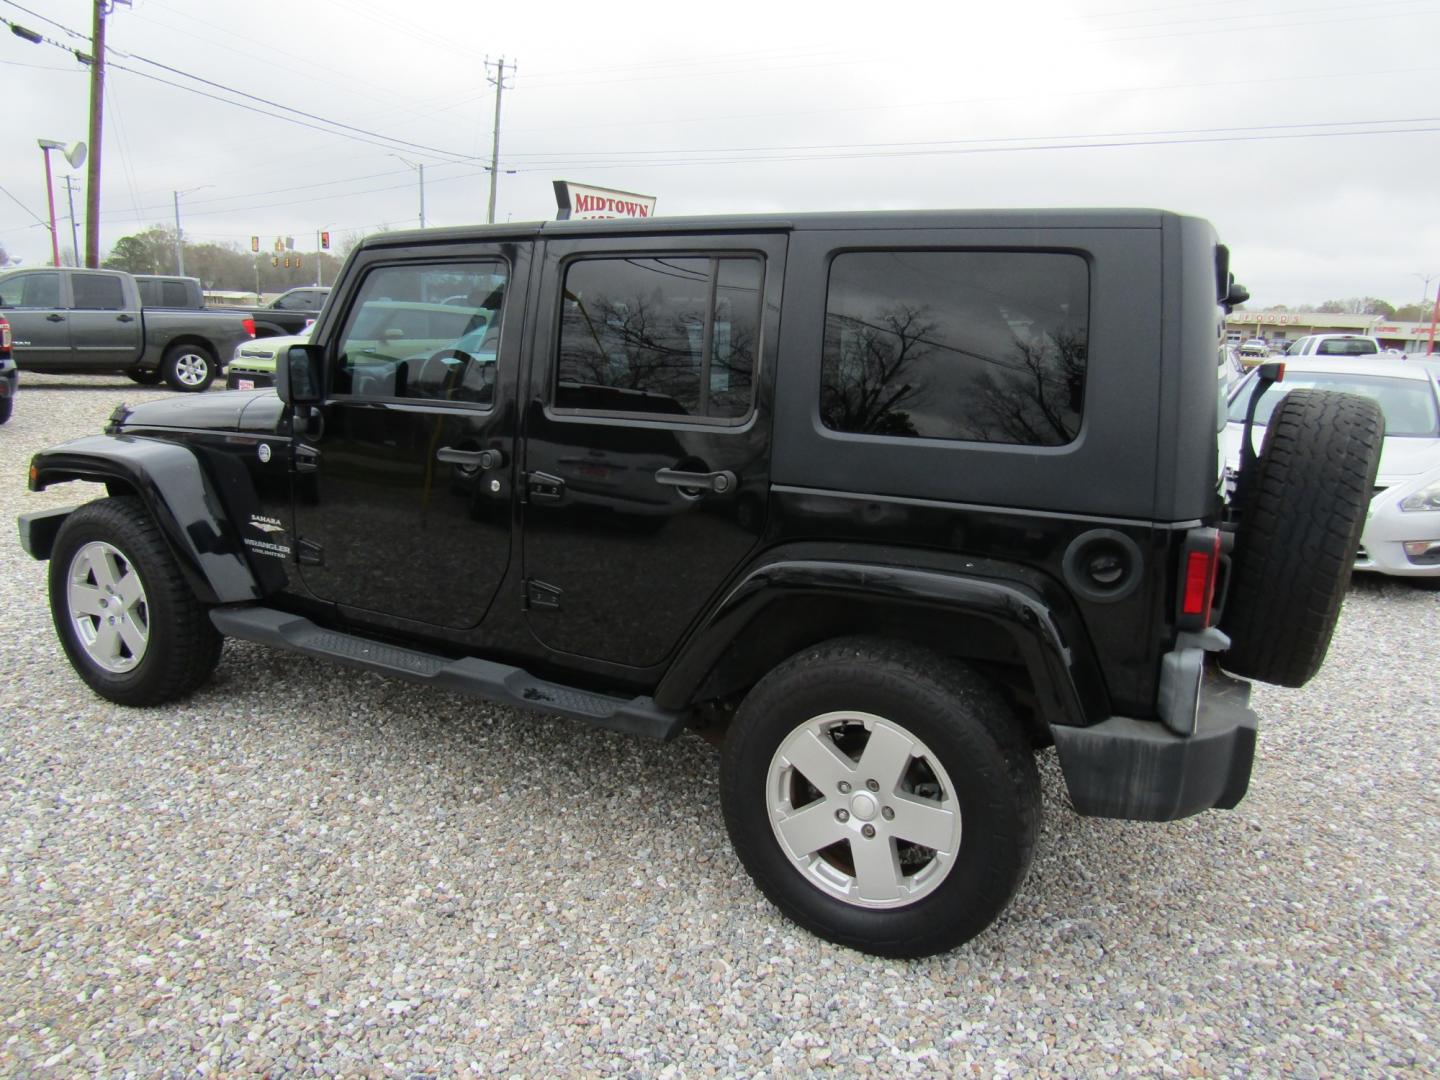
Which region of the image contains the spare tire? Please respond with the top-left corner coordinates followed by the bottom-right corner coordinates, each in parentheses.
top-left (1219, 388), bottom-right (1383, 687)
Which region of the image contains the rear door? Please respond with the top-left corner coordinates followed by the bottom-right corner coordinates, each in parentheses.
top-left (520, 232), bottom-right (785, 668)
top-left (290, 244), bottom-right (524, 630)
top-left (66, 272), bottom-right (141, 369)
top-left (0, 270), bottom-right (70, 369)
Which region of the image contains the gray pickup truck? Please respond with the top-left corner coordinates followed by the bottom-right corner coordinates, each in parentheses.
top-left (0, 267), bottom-right (254, 392)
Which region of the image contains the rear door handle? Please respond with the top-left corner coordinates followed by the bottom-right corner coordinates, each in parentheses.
top-left (654, 468), bottom-right (737, 495)
top-left (46, 314), bottom-right (65, 322)
top-left (436, 446), bottom-right (504, 470)
top-left (117, 314), bottom-right (135, 323)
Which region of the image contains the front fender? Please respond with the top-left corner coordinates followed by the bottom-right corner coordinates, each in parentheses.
top-left (655, 553), bottom-right (1099, 730)
top-left (26, 434), bottom-right (261, 604)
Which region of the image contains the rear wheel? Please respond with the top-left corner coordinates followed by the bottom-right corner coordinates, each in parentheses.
top-left (49, 497), bottom-right (222, 705)
top-left (1220, 388), bottom-right (1383, 687)
top-left (720, 638), bottom-right (1039, 958)
top-left (161, 343), bottom-right (217, 392)
top-left (0, 394), bottom-right (12, 424)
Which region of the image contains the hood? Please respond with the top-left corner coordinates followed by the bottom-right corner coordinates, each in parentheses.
top-left (114, 389), bottom-right (284, 434)
top-left (1223, 423), bottom-right (1440, 487)
top-left (234, 330), bottom-right (311, 362)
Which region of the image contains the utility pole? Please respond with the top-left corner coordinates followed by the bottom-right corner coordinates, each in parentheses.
top-left (62, 176), bottom-right (81, 265)
top-left (173, 191), bottom-right (184, 276)
top-left (485, 57), bottom-right (514, 225)
top-left (84, 1), bottom-right (109, 268)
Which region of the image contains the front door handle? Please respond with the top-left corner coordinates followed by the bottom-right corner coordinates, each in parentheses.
top-left (654, 468), bottom-right (737, 495)
top-left (436, 446), bottom-right (504, 470)
top-left (46, 314), bottom-right (65, 322)
top-left (117, 313), bottom-right (135, 323)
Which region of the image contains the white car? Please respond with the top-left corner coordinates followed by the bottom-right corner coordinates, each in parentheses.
top-left (1224, 357), bottom-right (1440, 578)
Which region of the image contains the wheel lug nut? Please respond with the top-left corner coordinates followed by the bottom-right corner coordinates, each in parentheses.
top-left (882, 806), bottom-right (894, 821)
top-left (866, 779), bottom-right (879, 792)
top-left (862, 824), bottom-right (876, 838)
top-left (835, 809), bottom-right (849, 822)
top-left (838, 781), bottom-right (851, 794)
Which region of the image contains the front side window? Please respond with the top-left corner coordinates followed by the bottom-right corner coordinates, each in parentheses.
top-left (333, 261), bottom-right (507, 405)
top-left (555, 255), bottom-right (763, 421)
top-left (0, 271), bottom-right (60, 309)
top-left (820, 251), bottom-right (1089, 446)
top-left (71, 273), bottom-right (126, 310)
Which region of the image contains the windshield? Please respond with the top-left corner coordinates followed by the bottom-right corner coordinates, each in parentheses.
top-left (1227, 371), bottom-right (1440, 437)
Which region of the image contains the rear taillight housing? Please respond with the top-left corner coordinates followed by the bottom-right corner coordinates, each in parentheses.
top-left (1177, 527), bottom-right (1230, 631)
top-left (0, 315), bottom-right (11, 353)
top-left (242, 317), bottom-right (256, 338)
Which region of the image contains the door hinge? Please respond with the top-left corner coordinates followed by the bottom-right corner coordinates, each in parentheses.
top-left (296, 538), bottom-right (324, 566)
top-left (295, 444), bottom-right (320, 474)
top-left (526, 579), bottom-right (562, 610)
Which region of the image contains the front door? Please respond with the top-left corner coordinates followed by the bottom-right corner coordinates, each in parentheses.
top-left (291, 248), bottom-right (524, 630)
top-left (0, 270), bottom-right (70, 370)
top-left (521, 234), bottom-right (785, 668)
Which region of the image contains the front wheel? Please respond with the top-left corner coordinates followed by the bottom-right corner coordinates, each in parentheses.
top-left (161, 343), bottom-right (217, 392)
top-left (720, 638), bottom-right (1039, 958)
top-left (49, 497), bottom-right (222, 705)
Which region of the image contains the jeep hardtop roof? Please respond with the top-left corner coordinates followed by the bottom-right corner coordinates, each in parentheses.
top-left (357, 208), bottom-right (1183, 251)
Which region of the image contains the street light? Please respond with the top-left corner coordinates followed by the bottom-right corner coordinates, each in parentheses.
top-left (391, 156), bottom-right (425, 228)
top-left (172, 185), bottom-right (212, 276)
top-left (36, 139), bottom-right (86, 266)
top-left (1413, 272), bottom-right (1440, 311)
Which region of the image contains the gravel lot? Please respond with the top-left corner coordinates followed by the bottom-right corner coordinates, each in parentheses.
top-left (1, 375), bottom-right (1437, 1077)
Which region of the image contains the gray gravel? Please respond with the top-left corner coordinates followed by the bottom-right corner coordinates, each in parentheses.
top-left (1, 374), bottom-right (1437, 1077)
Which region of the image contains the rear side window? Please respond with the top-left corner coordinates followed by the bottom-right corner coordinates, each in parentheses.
top-left (555, 255), bottom-right (763, 422)
top-left (820, 251), bottom-right (1089, 446)
top-left (71, 274), bottom-right (126, 310)
top-left (1316, 338), bottom-right (1378, 356)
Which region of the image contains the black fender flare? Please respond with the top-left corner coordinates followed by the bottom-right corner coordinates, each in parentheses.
top-left (27, 434), bottom-right (261, 605)
top-left (655, 554), bottom-right (1099, 730)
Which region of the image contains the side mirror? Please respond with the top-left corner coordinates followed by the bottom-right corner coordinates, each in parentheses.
top-left (1223, 274), bottom-right (1250, 314)
top-left (276, 343), bottom-right (324, 407)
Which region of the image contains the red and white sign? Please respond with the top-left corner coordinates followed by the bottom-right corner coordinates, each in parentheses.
top-left (554, 181), bottom-right (657, 221)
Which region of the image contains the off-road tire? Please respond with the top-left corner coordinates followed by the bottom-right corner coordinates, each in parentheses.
top-left (1220, 389), bottom-right (1383, 687)
top-left (161, 343), bottom-right (217, 392)
top-left (0, 395), bottom-right (12, 424)
top-left (720, 637), bottom-right (1040, 958)
top-left (49, 496), bottom-right (222, 705)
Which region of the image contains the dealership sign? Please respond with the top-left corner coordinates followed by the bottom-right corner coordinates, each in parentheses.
top-left (554, 181), bottom-right (657, 221)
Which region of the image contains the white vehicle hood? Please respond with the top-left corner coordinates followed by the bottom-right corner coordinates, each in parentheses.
top-left (1223, 423), bottom-right (1440, 487)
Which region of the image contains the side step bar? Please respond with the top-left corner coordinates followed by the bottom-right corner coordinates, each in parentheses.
top-left (210, 606), bottom-right (687, 741)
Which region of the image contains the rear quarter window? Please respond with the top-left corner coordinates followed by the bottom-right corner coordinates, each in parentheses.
top-left (820, 250), bottom-right (1089, 446)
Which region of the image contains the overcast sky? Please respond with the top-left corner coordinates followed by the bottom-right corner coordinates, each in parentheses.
top-left (2, 0), bottom-right (1437, 309)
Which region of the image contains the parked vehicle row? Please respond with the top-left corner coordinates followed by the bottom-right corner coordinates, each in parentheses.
top-left (0, 267), bottom-right (255, 392)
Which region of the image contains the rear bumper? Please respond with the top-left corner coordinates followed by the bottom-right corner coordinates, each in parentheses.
top-left (1052, 665), bottom-right (1256, 821)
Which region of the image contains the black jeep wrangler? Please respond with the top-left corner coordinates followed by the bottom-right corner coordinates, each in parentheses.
top-left (19, 210), bottom-right (1381, 958)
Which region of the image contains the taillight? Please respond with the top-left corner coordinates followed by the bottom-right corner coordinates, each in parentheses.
top-left (0, 315), bottom-right (11, 352)
top-left (242, 317), bottom-right (256, 338)
top-left (1177, 527), bottom-right (1227, 630)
